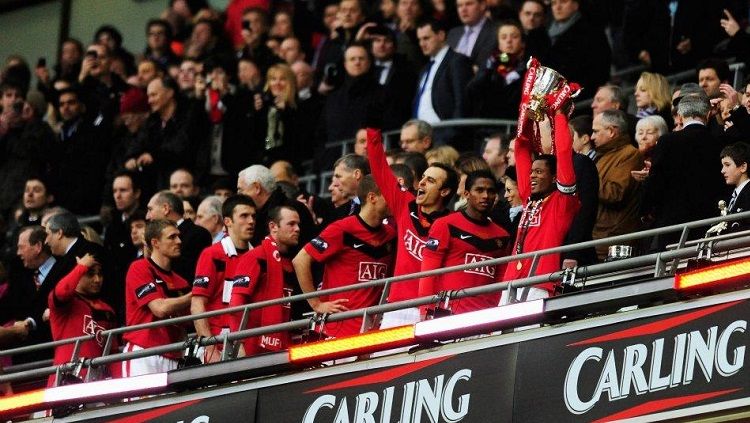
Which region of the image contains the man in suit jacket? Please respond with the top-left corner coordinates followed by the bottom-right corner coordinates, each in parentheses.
top-left (414, 19), bottom-right (473, 148)
top-left (720, 142), bottom-right (750, 232)
top-left (641, 94), bottom-right (727, 250)
top-left (447, 0), bottom-right (498, 68)
top-left (145, 190), bottom-right (212, 282)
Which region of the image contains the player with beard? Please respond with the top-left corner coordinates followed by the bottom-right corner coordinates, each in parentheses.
top-left (230, 205), bottom-right (301, 357)
top-left (419, 170), bottom-right (510, 315)
top-left (294, 176), bottom-right (396, 337)
top-left (191, 195), bottom-right (256, 362)
top-left (366, 128), bottom-right (457, 327)
top-left (501, 111), bottom-right (580, 303)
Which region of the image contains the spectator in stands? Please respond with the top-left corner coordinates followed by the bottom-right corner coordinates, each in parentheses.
top-left (145, 190), bottom-right (212, 282)
top-left (231, 204), bottom-right (300, 357)
top-left (126, 77), bottom-right (210, 189)
top-left (191, 195), bottom-right (255, 362)
top-left (502, 110), bottom-right (580, 303)
top-left (482, 132), bottom-right (509, 180)
top-left (634, 72), bottom-right (673, 128)
top-left (290, 60), bottom-right (322, 162)
top-left (316, 0), bottom-right (367, 87)
top-left (237, 165), bottom-right (317, 246)
top-left (447, 0), bottom-right (497, 68)
top-left (128, 211), bottom-right (147, 259)
top-left (0, 258), bottom-right (32, 349)
top-left (399, 119), bottom-right (433, 154)
top-left (590, 110), bottom-right (642, 259)
top-left (135, 59), bottom-right (163, 89)
top-left (547, 0), bottom-right (610, 97)
top-left (48, 253), bottom-right (119, 385)
top-left (414, 19), bottom-right (472, 131)
top-left (185, 18), bottom-right (234, 68)
top-left (17, 177), bottom-right (54, 228)
top-left (195, 195), bottom-right (226, 243)
top-left (49, 86), bottom-right (108, 216)
top-left (468, 20), bottom-right (527, 119)
top-left (591, 84), bottom-right (637, 140)
top-left (106, 87), bottom-right (150, 192)
top-left (0, 81), bottom-right (55, 217)
top-left (169, 169), bottom-right (200, 199)
top-left (293, 175), bottom-right (396, 337)
top-left (502, 166), bottom-right (522, 235)
top-left (367, 24), bottom-right (418, 130)
top-left (55, 38), bottom-right (84, 83)
top-left (641, 94), bottom-right (727, 250)
top-left (518, 0), bottom-right (550, 60)
top-left (95, 25), bottom-right (136, 78)
top-left (721, 143), bottom-right (750, 232)
top-left (316, 42), bottom-right (384, 171)
top-left (279, 37), bottom-right (305, 65)
top-left (569, 115), bottom-right (594, 160)
top-left (144, 19), bottom-right (178, 70)
top-left (122, 219), bottom-right (192, 376)
top-left (630, 115), bottom-right (668, 183)
top-left (367, 128), bottom-right (455, 326)
top-left (420, 169), bottom-right (509, 315)
top-left (329, 154), bottom-right (371, 220)
top-left (425, 144), bottom-right (460, 167)
top-left (177, 59), bottom-right (200, 97)
top-left (78, 43), bottom-right (128, 123)
top-left (697, 58), bottom-right (730, 99)
top-left (238, 8), bottom-right (281, 76)
top-left (104, 171), bottom-right (142, 299)
top-left (253, 63), bottom-right (299, 165)
top-left (394, 0), bottom-right (427, 70)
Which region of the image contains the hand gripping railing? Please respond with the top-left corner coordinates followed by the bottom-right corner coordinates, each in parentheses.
top-left (2, 210), bottom-right (750, 385)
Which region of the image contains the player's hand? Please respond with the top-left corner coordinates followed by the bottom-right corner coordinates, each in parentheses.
top-left (315, 299), bottom-right (349, 314)
top-left (42, 308), bottom-right (50, 322)
top-left (204, 344), bottom-right (221, 363)
top-left (76, 253), bottom-right (97, 268)
top-left (12, 321), bottom-right (29, 339)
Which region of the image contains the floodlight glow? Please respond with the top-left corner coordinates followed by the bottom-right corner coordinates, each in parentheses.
top-left (414, 299), bottom-right (545, 340)
top-left (289, 325), bottom-right (416, 363)
top-left (675, 258), bottom-right (750, 290)
top-left (45, 373), bottom-right (169, 402)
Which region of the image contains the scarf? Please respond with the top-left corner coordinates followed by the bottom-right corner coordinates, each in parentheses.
top-left (548, 11), bottom-right (581, 44)
top-left (257, 237), bottom-right (288, 352)
top-left (265, 107), bottom-right (284, 150)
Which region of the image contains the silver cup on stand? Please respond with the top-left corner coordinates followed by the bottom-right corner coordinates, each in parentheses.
top-left (526, 65), bottom-right (565, 122)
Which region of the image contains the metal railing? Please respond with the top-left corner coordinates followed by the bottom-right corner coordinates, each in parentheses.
top-left (2, 210), bottom-right (750, 386)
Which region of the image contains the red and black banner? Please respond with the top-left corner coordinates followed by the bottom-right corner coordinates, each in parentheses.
top-left (256, 345), bottom-right (518, 422)
top-left (513, 300), bottom-right (750, 422)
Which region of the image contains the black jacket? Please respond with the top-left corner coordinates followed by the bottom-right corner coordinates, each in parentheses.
top-left (563, 153), bottom-right (600, 266)
top-left (414, 48), bottom-right (473, 121)
top-left (467, 53), bottom-right (527, 119)
top-left (447, 19), bottom-right (499, 68)
top-left (174, 219), bottom-right (212, 283)
top-left (251, 188), bottom-right (318, 248)
top-left (379, 55), bottom-right (418, 130)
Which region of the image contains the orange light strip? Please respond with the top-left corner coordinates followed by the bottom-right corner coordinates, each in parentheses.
top-left (675, 258), bottom-right (750, 290)
top-left (0, 389), bottom-right (45, 413)
top-left (289, 325), bottom-right (415, 363)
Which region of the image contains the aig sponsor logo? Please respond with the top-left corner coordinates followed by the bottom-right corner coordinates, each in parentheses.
top-left (564, 320), bottom-right (747, 415)
top-left (359, 262), bottom-right (387, 282)
top-left (403, 230), bottom-right (427, 261)
top-left (302, 369), bottom-right (472, 423)
top-left (463, 254), bottom-right (495, 278)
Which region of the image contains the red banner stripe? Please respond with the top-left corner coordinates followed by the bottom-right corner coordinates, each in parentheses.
top-left (104, 399), bottom-right (200, 423)
top-left (592, 388), bottom-right (741, 422)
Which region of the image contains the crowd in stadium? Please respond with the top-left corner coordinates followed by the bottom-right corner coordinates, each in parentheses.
top-left (2, 0), bottom-right (750, 387)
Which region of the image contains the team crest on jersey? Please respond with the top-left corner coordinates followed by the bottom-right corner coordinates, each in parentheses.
top-left (403, 229), bottom-right (427, 261)
top-left (310, 237), bottom-right (329, 252)
top-left (233, 276), bottom-right (251, 288)
top-left (135, 282), bottom-right (157, 299)
top-left (426, 238), bottom-right (440, 251)
top-left (83, 315), bottom-right (106, 346)
top-left (520, 206), bottom-right (542, 228)
top-left (463, 253), bottom-right (496, 278)
top-left (358, 262), bottom-right (388, 281)
top-left (193, 276), bottom-right (210, 288)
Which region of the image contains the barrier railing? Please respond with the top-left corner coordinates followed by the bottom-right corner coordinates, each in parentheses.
top-left (2, 210), bottom-right (749, 387)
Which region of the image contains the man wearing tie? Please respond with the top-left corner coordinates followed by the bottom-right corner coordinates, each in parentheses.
top-left (447, 0), bottom-right (498, 68)
top-left (721, 142), bottom-right (750, 231)
top-left (413, 19), bottom-right (473, 147)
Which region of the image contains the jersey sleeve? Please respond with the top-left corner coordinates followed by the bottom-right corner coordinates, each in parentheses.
top-left (554, 113), bottom-right (577, 193)
top-left (418, 217), bottom-right (450, 298)
top-left (126, 262), bottom-right (164, 309)
top-left (49, 264), bottom-right (88, 310)
top-left (366, 128), bottom-right (410, 213)
top-left (192, 247), bottom-right (218, 298)
top-left (303, 222), bottom-right (343, 263)
top-left (515, 134), bottom-right (533, 202)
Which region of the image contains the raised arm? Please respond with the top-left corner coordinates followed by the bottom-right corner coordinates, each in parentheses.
top-left (554, 112), bottom-right (577, 193)
top-left (366, 128), bottom-right (408, 210)
top-left (515, 133), bottom-right (533, 202)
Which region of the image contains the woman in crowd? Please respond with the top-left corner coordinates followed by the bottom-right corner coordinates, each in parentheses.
top-left (634, 71), bottom-right (673, 129)
top-left (254, 63), bottom-right (299, 166)
top-left (503, 166), bottom-right (523, 237)
top-left (631, 115), bottom-right (668, 182)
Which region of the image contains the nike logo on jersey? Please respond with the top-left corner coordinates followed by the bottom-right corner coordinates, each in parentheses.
top-left (410, 212), bottom-right (419, 220)
top-left (459, 234), bottom-right (472, 240)
top-left (353, 243), bottom-right (364, 248)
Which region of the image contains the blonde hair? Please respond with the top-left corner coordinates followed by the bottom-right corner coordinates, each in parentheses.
top-left (636, 72), bottom-right (672, 111)
top-left (264, 63), bottom-right (297, 109)
top-left (425, 145), bottom-right (460, 168)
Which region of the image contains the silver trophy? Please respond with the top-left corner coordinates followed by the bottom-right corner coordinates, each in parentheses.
top-left (526, 65), bottom-right (565, 121)
top-left (705, 200), bottom-right (728, 236)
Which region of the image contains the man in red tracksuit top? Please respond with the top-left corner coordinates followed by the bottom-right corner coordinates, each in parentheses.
top-left (48, 253), bottom-right (119, 386)
top-left (502, 111), bottom-right (581, 303)
top-left (191, 195), bottom-right (256, 362)
top-left (294, 176), bottom-right (396, 338)
top-left (230, 205), bottom-right (301, 357)
top-left (419, 170), bottom-right (511, 315)
top-left (122, 219), bottom-right (192, 377)
top-left (366, 128), bottom-right (458, 327)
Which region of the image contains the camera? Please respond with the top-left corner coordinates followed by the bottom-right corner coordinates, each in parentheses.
top-left (85, 50), bottom-right (98, 60)
top-left (11, 101), bottom-right (23, 115)
top-left (241, 20), bottom-right (251, 30)
top-left (322, 63), bottom-right (339, 86)
top-left (261, 90), bottom-right (274, 106)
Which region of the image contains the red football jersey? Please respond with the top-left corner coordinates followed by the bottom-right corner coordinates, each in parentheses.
top-left (367, 129), bottom-right (450, 302)
top-left (123, 258), bottom-right (190, 359)
top-left (192, 237), bottom-right (249, 335)
top-left (304, 215), bottom-right (396, 337)
top-left (419, 211), bottom-right (510, 313)
top-left (230, 241), bottom-right (295, 356)
top-left (503, 113), bottom-right (581, 292)
top-left (48, 264), bottom-right (120, 384)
